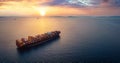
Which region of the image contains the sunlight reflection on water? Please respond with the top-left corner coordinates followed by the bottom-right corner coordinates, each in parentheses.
top-left (0, 17), bottom-right (120, 63)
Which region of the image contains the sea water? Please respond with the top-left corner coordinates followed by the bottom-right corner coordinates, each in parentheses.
top-left (0, 16), bottom-right (120, 63)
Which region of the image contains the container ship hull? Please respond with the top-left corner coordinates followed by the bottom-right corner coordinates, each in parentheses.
top-left (16, 31), bottom-right (61, 49)
top-left (18, 36), bottom-right (60, 49)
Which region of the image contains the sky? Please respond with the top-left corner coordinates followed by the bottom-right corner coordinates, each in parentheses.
top-left (0, 0), bottom-right (120, 16)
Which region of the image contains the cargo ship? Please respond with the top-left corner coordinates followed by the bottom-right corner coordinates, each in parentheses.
top-left (16, 31), bottom-right (61, 49)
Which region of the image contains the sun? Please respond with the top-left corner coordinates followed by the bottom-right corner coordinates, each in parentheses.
top-left (36, 6), bottom-right (47, 16)
top-left (40, 10), bottom-right (46, 16)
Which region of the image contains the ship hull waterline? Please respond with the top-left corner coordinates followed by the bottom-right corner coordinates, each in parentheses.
top-left (17, 35), bottom-right (60, 50)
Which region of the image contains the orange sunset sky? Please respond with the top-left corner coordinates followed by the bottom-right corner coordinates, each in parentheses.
top-left (0, 0), bottom-right (120, 16)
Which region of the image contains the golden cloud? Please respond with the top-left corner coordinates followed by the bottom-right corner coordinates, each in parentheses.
top-left (0, 0), bottom-right (120, 16)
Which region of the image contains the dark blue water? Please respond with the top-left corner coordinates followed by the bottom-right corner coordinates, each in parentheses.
top-left (0, 17), bottom-right (120, 63)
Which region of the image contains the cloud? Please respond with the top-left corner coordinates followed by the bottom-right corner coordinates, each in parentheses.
top-left (0, 0), bottom-right (120, 7)
top-left (101, 0), bottom-right (120, 7)
top-left (39, 0), bottom-right (120, 9)
top-left (0, 0), bottom-right (52, 6)
top-left (0, 0), bottom-right (120, 16)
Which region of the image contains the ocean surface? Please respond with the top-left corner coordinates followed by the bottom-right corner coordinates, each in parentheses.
top-left (0, 16), bottom-right (120, 63)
